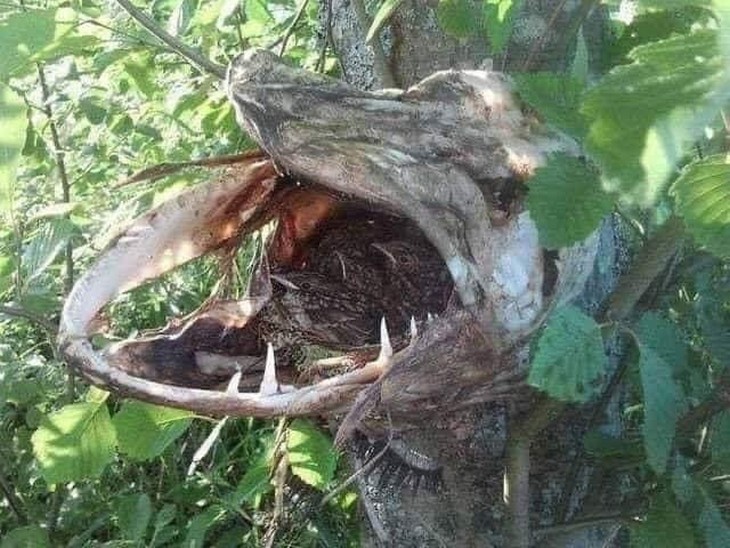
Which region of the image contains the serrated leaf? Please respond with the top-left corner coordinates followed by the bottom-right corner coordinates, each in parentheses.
top-left (528, 305), bottom-right (607, 402)
top-left (0, 525), bottom-right (51, 548)
top-left (710, 410), bottom-right (730, 470)
top-left (21, 217), bottom-right (75, 285)
top-left (31, 402), bottom-right (116, 484)
top-left (638, 342), bottom-right (687, 474)
top-left (286, 419), bottom-right (337, 489)
top-left (630, 491), bottom-right (696, 547)
top-left (437, 0), bottom-right (483, 39)
top-left (636, 313), bottom-right (688, 372)
top-left (699, 488), bottom-right (730, 548)
top-left (527, 154), bottom-right (613, 248)
top-left (513, 73), bottom-right (587, 139)
top-left (366, 0), bottom-right (404, 43)
top-left (113, 401), bottom-right (193, 461)
top-left (483, 0), bottom-right (523, 53)
top-left (116, 493), bottom-right (152, 542)
top-left (671, 154), bottom-right (730, 258)
top-left (0, 84), bottom-right (26, 216)
top-left (582, 29), bottom-right (729, 206)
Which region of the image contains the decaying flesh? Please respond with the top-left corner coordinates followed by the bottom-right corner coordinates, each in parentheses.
top-left (58, 52), bottom-right (598, 430)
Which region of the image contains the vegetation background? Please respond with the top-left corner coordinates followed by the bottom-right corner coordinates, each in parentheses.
top-left (1, 0), bottom-right (730, 546)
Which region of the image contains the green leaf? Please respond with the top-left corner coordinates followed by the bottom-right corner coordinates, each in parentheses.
top-left (184, 505), bottom-right (222, 547)
top-left (671, 154), bottom-right (730, 258)
top-left (699, 488), bottom-right (730, 548)
top-left (21, 217), bottom-right (75, 286)
top-left (116, 493), bottom-right (152, 542)
top-left (286, 419), bottom-right (337, 489)
top-left (113, 401), bottom-right (194, 461)
top-left (582, 29), bottom-right (729, 206)
top-left (78, 97), bottom-right (107, 125)
top-left (0, 525), bottom-right (51, 548)
top-left (483, 0), bottom-right (524, 53)
top-left (0, 84), bottom-right (26, 216)
top-left (0, 9), bottom-right (56, 80)
top-left (513, 73), bottom-right (587, 139)
top-left (638, 341), bottom-right (687, 474)
top-left (527, 305), bottom-right (607, 402)
top-left (636, 313), bottom-right (688, 373)
top-left (366, 0), bottom-right (404, 43)
top-left (527, 154), bottom-right (613, 248)
top-left (31, 402), bottom-right (116, 484)
top-left (437, 0), bottom-right (483, 39)
top-left (710, 410), bottom-right (730, 470)
top-left (630, 491), bottom-right (697, 547)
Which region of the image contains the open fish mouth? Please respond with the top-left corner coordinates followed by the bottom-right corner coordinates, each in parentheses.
top-left (58, 51), bottom-right (597, 432)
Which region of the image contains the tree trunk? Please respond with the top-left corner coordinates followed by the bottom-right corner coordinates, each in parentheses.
top-left (327, 2), bottom-right (626, 546)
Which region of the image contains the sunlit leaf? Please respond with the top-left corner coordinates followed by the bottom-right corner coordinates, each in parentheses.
top-left (287, 419), bottom-right (337, 489)
top-left (483, 0), bottom-right (524, 53)
top-left (527, 154), bottom-right (613, 248)
top-left (0, 9), bottom-right (56, 80)
top-left (528, 306), bottom-right (607, 402)
top-left (582, 29), bottom-right (729, 206)
top-left (367, 0), bottom-right (404, 43)
top-left (513, 73), bottom-right (587, 139)
top-left (31, 402), bottom-right (116, 484)
top-left (671, 154), bottom-right (730, 258)
top-left (113, 401), bottom-right (194, 461)
top-left (21, 218), bottom-right (75, 286)
top-left (0, 84), bottom-right (26, 216)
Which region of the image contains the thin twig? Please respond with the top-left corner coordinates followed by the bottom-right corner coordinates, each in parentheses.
top-left (36, 65), bottom-right (73, 295)
top-left (279, 0), bottom-right (311, 57)
top-left (115, 150), bottom-right (263, 187)
top-left (0, 462), bottom-right (28, 525)
top-left (114, 0), bottom-right (226, 79)
top-left (0, 305), bottom-right (57, 335)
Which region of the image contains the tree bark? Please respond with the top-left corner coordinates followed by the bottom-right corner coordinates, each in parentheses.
top-left (327, 1), bottom-right (627, 546)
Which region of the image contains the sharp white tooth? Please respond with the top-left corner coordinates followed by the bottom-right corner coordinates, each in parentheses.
top-left (377, 317), bottom-right (393, 362)
top-left (427, 312), bottom-right (434, 323)
top-left (226, 369), bottom-right (242, 394)
top-left (409, 316), bottom-right (418, 343)
top-left (259, 343), bottom-right (279, 396)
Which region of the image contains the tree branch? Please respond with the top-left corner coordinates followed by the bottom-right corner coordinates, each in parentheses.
top-left (605, 215), bottom-right (685, 321)
top-left (504, 398), bottom-right (564, 547)
top-left (114, 0), bottom-right (226, 79)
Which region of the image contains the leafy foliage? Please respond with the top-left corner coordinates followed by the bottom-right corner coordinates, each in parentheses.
top-left (526, 154), bottom-right (613, 248)
top-left (113, 401), bottom-right (194, 460)
top-left (671, 154), bottom-right (730, 258)
top-left (528, 305), bottom-right (606, 402)
top-left (582, 28), bottom-right (729, 205)
top-left (31, 400), bottom-right (117, 484)
top-left (287, 418), bottom-right (338, 488)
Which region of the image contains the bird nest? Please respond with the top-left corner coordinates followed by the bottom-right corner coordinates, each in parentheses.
top-left (58, 50), bottom-right (598, 438)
